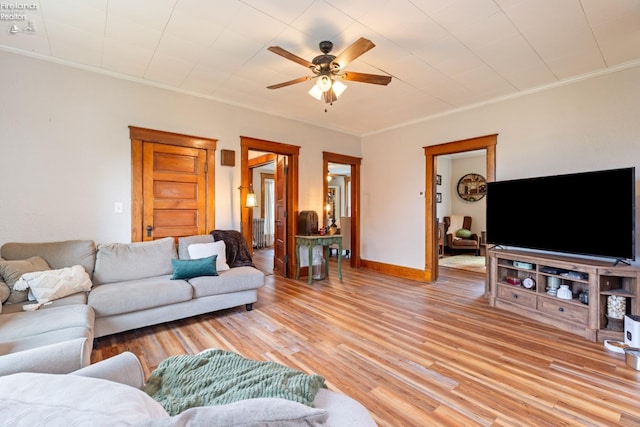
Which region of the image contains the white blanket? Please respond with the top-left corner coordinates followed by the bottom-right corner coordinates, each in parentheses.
top-left (13, 265), bottom-right (92, 304)
top-left (447, 215), bottom-right (465, 237)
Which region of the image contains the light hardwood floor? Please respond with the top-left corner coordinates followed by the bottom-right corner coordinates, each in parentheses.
top-left (92, 250), bottom-right (640, 426)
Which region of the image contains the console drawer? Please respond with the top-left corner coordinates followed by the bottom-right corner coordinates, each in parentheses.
top-left (498, 286), bottom-right (537, 308)
top-left (538, 298), bottom-right (588, 324)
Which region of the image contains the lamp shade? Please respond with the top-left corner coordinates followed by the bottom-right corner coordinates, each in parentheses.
top-left (332, 80), bottom-right (347, 97)
top-left (245, 191), bottom-right (257, 208)
top-left (308, 85), bottom-right (323, 100)
top-left (316, 74), bottom-right (332, 92)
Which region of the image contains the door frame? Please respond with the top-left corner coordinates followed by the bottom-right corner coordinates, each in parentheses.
top-left (423, 134), bottom-right (497, 283)
top-left (323, 152), bottom-right (361, 268)
top-left (241, 136), bottom-right (299, 278)
top-left (130, 126), bottom-right (217, 242)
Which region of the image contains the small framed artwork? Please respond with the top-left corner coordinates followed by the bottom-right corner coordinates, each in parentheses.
top-left (436, 174), bottom-right (442, 185)
top-left (436, 192), bottom-right (442, 203)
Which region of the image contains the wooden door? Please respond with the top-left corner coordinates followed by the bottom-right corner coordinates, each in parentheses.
top-left (142, 142), bottom-right (207, 240)
top-left (273, 155), bottom-right (288, 276)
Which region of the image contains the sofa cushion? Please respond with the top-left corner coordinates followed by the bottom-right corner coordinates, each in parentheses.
top-left (1, 292), bottom-right (88, 315)
top-left (0, 373), bottom-right (168, 426)
top-left (188, 266), bottom-right (264, 298)
top-left (187, 240), bottom-right (230, 271)
top-left (0, 256), bottom-right (50, 304)
top-left (14, 265), bottom-right (92, 304)
top-left (0, 326), bottom-right (94, 356)
top-left (137, 399), bottom-right (328, 427)
top-left (453, 238), bottom-right (478, 247)
top-left (93, 237), bottom-right (176, 285)
top-left (171, 256), bottom-right (218, 280)
top-left (0, 281), bottom-right (9, 304)
top-left (177, 234), bottom-right (213, 260)
top-left (0, 240), bottom-right (97, 278)
top-left (88, 275), bottom-right (192, 317)
top-left (0, 304), bottom-right (94, 342)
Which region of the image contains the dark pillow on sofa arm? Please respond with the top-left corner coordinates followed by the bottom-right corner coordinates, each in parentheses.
top-left (171, 256), bottom-right (218, 280)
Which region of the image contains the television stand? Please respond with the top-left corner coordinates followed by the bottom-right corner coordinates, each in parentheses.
top-left (487, 248), bottom-right (640, 342)
top-left (614, 258), bottom-right (631, 267)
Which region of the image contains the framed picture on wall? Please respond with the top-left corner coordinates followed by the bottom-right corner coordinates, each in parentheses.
top-left (436, 192), bottom-right (442, 203)
top-left (436, 174), bottom-right (442, 185)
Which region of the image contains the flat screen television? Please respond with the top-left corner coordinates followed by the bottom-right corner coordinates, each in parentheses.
top-left (486, 167), bottom-right (636, 261)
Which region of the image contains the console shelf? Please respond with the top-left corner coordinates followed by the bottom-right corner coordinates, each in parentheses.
top-left (488, 248), bottom-right (639, 342)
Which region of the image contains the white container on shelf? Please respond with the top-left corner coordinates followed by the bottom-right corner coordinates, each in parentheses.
top-left (607, 295), bottom-right (626, 319)
top-left (557, 284), bottom-right (572, 300)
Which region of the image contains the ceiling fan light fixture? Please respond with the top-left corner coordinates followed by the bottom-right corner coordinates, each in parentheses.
top-left (316, 74), bottom-right (332, 92)
top-left (332, 80), bottom-right (347, 98)
top-left (308, 85), bottom-right (323, 100)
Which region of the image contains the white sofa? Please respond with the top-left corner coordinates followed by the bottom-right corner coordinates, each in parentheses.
top-left (0, 234), bottom-right (264, 375)
top-left (0, 351), bottom-right (377, 426)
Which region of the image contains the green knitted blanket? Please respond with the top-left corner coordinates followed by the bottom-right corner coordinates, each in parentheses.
top-left (142, 349), bottom-right (327, 415)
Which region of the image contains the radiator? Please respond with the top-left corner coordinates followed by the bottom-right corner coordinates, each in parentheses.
top-left (252, 218), bottom-right (266, 249)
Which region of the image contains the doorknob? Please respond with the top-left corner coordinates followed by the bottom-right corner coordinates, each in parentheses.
top-left (146, 225), bottom-right (153, 237)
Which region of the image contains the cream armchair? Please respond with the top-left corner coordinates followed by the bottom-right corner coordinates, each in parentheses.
top-left (330, 217), bottom-right (351, 258)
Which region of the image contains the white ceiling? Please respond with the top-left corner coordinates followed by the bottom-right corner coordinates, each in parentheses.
top-left (1, 0), bottom-right (639, 136)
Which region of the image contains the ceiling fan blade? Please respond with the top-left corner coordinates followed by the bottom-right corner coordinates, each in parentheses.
top-left (323, 88), bottom-right (337, 104)
top-left (267, 76), bottom-right (312, 89)
top-left (331, 37), bottom-right (375, 69)
top-left (340, 71), bottom-right (392, 85)
top-left (267, 46), bottom-right (315, 69)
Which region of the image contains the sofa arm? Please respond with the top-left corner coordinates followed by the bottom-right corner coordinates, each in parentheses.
top-left (0, 337), bottom-right (90, 376)
top-left (71, 351), bottom-right (145, 389)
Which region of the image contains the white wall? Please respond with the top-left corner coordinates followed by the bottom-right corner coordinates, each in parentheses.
top-left (362, 66), bottom-right (640, 268)
top-left (0, 51), bottom-right (360, 245)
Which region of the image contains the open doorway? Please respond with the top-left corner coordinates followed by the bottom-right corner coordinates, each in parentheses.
top-left (247, 151), bottom-right (275, 250)
top-left (437, 150), bottom-right (488, 274)
top-left (241, 137), bottom-right (299, 278)
top-left (323, 152), bottom-right (361, 268)
top-left (423, 135), bottom-right (497, 284)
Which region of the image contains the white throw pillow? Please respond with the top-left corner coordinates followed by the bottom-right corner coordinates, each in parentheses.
top-left (13, 265), bottom-right (92, 304)
top-left (188, 241), bottom-right (230, 272)
top-left (0, 372), bottom-right (168, 427)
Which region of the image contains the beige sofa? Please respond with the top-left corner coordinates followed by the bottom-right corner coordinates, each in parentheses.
top-left (0, 235), bottom-right (264, 376)
top-left (0, 351), bottom-right (377, 426)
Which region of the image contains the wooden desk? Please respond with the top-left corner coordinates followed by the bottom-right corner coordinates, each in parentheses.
top-left (295, 235), bottom-right (343, 284)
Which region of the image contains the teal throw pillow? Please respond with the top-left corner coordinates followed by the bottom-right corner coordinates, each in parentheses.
top-left (171, 255), bottom-right (218, 280)
top-left (456, 228), bottom-right (472, 239)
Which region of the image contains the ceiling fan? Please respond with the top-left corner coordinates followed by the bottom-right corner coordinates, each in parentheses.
top-left (267, 37), bottom-right (392, 104)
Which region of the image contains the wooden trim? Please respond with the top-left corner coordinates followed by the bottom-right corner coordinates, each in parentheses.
top-left (249, 153), bottom-right (276, 168)
top-left (206, 148), bottom-right (216, 234)
top-left (131, 139), bottom-right (143, 242)
top-left (129, 126), bottom-right (217, 150)
top-left (323, 152), bottom-right (362, 269)
top-left (241, 136), bottom-right (300, 278)
top-left (130, 126), bottom-right (218, 242)
top-left (423, 134), bottom-right (496, 156)
top-left (360, 259), bottom-right (426, 282)
top-left (423, 134), bottom-right (497, 283)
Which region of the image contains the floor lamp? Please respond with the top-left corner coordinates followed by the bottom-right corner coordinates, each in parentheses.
top-left (238, 184), bottom-right (258, 233)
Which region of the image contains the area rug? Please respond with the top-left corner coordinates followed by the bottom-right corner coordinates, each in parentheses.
top-left (439, 255), bottom-right (486, 274)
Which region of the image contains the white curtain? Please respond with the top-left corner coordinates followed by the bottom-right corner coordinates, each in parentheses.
top-left (264, 179), bottom-right (275, 246)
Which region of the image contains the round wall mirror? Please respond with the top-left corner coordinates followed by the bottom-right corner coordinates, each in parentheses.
top-left (457, 173), bottom-right (487, 201)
